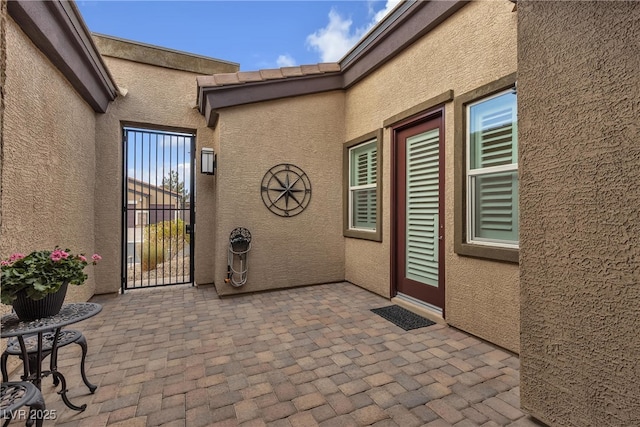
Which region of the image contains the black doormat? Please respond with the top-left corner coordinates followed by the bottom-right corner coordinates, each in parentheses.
top-left (371, 305), bottom-right (435, 331)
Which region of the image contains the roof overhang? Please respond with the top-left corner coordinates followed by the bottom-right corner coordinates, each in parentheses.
top-left (340, 0), bottom-right (468, 88)
top-left (197, 0), bottom-right (467, 128)
top-left (127, 177), bottom-right (181, 198)
top-left (8, 0), bottom-right (118, 113)
top-left (200, 72), bottom-right (344, 128)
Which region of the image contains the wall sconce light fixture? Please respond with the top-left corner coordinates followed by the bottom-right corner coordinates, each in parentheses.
top-left (201, 148), bottom-right (216, 175)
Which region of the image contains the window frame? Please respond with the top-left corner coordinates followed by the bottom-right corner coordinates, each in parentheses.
top-left (349, 143), bottom-right (377, 231)
top-left (454, 73), bottom-right (519, 263)
top-left (135, 210), bottom-right (149, 226)
top-left (343, 129), bottom-right (383, 241)
top-left (466, 89), bottom-right (519, 248)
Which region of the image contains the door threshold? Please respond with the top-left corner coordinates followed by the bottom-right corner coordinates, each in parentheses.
top-left (392, 293), bottom-right (446, 325)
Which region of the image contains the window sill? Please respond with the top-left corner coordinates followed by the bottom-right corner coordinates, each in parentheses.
top-left (454, 242), bottom-right (519, 263)
top-left (344, 229), bottom-right (382, 242)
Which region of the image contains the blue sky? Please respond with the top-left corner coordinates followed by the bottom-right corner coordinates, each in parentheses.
top-left (77, 1), bottom-right (400, 71)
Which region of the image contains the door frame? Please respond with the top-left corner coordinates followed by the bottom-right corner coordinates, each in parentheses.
top-left (121, 124), bottom-right (196, 292)
top-left (390, 107), bottom-right (446, 316)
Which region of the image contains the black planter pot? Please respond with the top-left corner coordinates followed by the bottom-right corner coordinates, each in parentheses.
top-left (12, 282), bottom-right (69, 321)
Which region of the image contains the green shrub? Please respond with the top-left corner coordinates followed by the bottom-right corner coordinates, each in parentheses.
top-left (141, 242), bottom-right (166, 272)
top-left (144, 219), bottom-right (189, 257)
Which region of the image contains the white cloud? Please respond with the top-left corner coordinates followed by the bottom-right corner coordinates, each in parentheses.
top-left (307, 1), bottom-right (402, 63)
top-left (374, 0), bottom-right (401, 23)
top-left (306, 9), bottom-right (365, 62)
top-left (366, 0), bottom-right (377, 17)
top-left (276, 54), bottom-right (296, 68)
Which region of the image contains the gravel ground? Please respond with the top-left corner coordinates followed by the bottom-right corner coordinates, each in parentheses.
top-left (126, 255), bottom-right (190, 286)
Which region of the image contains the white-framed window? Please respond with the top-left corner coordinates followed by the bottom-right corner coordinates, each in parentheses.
top-left (349, 140), bottom-right (377, 231)
top-left (466, 88), bottom-right (518, 248)
top-left (136, 211), bottom-right (149, 226)
top-left (343, 129), bottom-right (382, 241)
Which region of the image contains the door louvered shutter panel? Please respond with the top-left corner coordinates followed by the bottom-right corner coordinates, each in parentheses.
top-left (406, 129), bottom-right (439, 287)
top-left (470, 93), bottom-right (518, 242)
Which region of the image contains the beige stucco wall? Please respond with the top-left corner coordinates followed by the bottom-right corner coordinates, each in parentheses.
top-left (344, 0), bottom-right (520, 352)
top-left (92, 34), bottom-right (238, 76)
top-left (94, 56), bottom-right (217, 294)
top-left (1, 17), bottom-right (97, 305)
top-left (518, 1), bottom-right (640, 425)
top-left (214, 92), bottom-right (345, 296)
top-left (0, 0), bottom-right (8, 317)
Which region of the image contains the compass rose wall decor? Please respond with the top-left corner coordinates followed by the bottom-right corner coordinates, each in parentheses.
top-left (260, 163), bottom-right (312, 217)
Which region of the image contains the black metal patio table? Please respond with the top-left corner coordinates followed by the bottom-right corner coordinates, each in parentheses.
top-left (1, 303), bottom-right (102, 412)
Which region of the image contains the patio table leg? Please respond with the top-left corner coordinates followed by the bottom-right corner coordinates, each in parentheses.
top-left (49, 329), bottom-right (86, 411)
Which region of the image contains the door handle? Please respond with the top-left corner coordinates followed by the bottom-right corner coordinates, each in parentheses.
top-left (185, 224), bottom-right (192, 234)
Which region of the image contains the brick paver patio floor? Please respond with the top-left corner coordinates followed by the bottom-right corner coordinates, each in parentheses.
top-left (5, 282), bottom-right (543, 427)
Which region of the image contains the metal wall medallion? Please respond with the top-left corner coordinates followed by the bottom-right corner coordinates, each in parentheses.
top-left (261, 163), bottom-right (311, 217)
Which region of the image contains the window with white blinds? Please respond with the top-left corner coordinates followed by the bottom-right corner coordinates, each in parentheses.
top-left (467, 89), bottom-right (518, 247)
top-left (349, 140), bottom-right (377, 231)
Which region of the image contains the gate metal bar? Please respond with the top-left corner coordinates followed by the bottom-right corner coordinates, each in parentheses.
top-left (122, 127), bottom-right (195, 291)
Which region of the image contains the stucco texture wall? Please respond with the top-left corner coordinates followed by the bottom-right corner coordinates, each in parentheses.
top-left (214, 92), bottom-right (345, 296)
top-left (94, 56), bottom-right (216, 294)
top-left (344, 1), bottom-right (520, 351)
top-left (1, 17), bottom-right (97, 305)
top-left (0, 0), bottom-right (7, 318)
top-left (518, 1), bottom-right (640, 425)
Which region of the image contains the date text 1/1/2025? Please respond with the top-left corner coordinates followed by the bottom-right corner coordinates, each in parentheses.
top-left (5, 409), bottom-right (57, 420)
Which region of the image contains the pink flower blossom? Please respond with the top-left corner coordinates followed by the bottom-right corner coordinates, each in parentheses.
top-left (91, 254), bottom-right (102, 262)
top-left (78, 255), bottom-right (87, 262)
top-left (1, 260), bottom-right (9, 266)
top-left (60, 250), bottom-right (69, 259)
top-left (9, 253), bottom-right (25, 262)
top-left (50, 249), bottom-right (64, 262)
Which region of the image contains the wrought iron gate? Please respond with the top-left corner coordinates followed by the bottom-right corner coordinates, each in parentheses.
top-left (122, 127), bottom-right (195, 291)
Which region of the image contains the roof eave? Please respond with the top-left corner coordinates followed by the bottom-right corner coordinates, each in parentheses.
top-left (200, 72), bottom-right (344, 127)
top-left (340, 0), bottom-right (468, 88)
top-left (197, 0), bottom-right (469, 127)
top-left (8, 0), bottom-right (118, 113)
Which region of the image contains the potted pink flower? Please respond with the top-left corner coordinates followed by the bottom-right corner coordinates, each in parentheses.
top-left (1, 247), bottom-right (101, 320)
